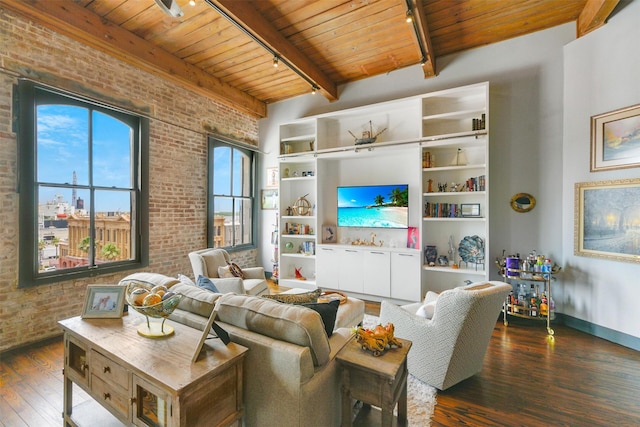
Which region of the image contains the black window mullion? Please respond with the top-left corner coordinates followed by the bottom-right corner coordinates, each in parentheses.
top-left (88, 108), bottom-right (95, 267)
top-left (229, 149), bottom-right (236, 246)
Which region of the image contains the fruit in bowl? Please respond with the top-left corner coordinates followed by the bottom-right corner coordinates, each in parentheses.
top-left (123, 280), bottom-right (182, 337)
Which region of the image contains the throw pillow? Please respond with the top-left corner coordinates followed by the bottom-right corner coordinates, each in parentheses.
top-left (262, 288), bottom-right (322, 304)
top-left (217, 265), bottom-right (235, 278)
top-left (228, 262), bottom-right (244, 279)
top-left (416, 300), bottom-right (437, 319)
top-left (177, 273), bottom-right (196, 287)
top-left (196, 275), bottom-right (220, 293)
top-left (301, 299), bottom-right (340, 337)
top-left (423, 290), bottom-right (439, 304)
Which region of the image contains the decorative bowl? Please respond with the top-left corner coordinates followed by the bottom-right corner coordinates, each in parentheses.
top-left (123, 280), bottom-right (182, 337)
top-left (458, 235), bottom-right (485, 264)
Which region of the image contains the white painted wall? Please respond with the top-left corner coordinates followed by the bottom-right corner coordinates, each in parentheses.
top-left (259, 22), bottom-right (576, 308)
top-left (562, 1), bottom-right (640, 340)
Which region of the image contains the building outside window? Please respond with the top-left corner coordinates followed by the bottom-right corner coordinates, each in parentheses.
top-left (17, 81), bottom-right (148, 287)
top-left (209, 137), bottom-right (256, 250)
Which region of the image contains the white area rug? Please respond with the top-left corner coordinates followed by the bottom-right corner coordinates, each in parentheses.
top-left (362, 314), bottom-right (437, 426)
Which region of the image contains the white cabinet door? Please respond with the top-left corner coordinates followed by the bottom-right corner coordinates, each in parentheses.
top-left (363, 251), bottom-right (391, 297)
top-left (391, 252), bottom-right (421, 301)
top-left (339, 249), bottom-right (364, 293)
top-left (316, 246), bottom-right (340, 289)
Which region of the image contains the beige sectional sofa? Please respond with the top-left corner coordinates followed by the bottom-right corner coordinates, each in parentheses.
top-left (119, 272), bottom-right (365, 427)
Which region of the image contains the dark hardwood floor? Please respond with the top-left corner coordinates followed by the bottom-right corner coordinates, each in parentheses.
top-left (1, 307), bottom-right (639, 426)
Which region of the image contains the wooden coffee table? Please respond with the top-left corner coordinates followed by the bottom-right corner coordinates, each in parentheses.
top-left (336, 336), bottom-right (412, 427)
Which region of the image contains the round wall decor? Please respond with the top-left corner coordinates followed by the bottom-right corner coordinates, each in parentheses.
top-left (510, 193), bottom-right (536, 213)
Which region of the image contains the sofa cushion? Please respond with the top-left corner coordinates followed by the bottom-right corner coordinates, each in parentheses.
top-left (262, 288), bottom-right (322, 304)
top-left (171, 282), bottom-right (222, 318)
top-left (217, 294), bottom-right (331, 366)
top-left (197, 275), bottom-right (220, 293)
top-left (119, 272), bottom-right (180, 289)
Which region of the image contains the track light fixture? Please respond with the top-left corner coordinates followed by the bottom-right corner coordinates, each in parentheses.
top-left (405, 0), bottom-right (429, 68)
top-left (204, 0), bottom-right (321, 96)
top-left (311, 85), bottom-right (318, 95)
top-left (154, 0), bottom-right (184, 18)
top-left (405, 9), bottom-right (413, 23)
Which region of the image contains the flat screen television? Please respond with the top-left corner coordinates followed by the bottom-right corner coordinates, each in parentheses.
top-left (337, 184), bottom-right (409, 228)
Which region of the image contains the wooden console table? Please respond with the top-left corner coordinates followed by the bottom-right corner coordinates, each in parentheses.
top-left (336, 336), bottom-right (412, 427)
top-left (59, 311), bottom-right (247, 427)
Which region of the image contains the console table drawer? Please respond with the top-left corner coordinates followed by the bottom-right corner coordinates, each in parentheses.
top-left (91, 373), bottom-right (130, 421)
top-left (91, 349), bottom-right (129, 391)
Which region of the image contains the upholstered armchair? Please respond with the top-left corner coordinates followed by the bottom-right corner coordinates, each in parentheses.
top-left (188, 248), bottom-right (268, 296)
top-left (379, 280), bottom-right (511, 390)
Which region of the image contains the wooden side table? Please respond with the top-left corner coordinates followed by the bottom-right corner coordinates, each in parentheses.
top-left (336, 336), bottom-right (412, 427)
top-left (59, 311), bottom-right (247, 427)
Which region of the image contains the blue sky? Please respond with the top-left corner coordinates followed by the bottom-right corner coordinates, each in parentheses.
top-left (37, 105), bottom-right (132, 212)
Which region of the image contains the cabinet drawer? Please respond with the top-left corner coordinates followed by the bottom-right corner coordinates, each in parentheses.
top-left (91, 349), bottom-right (129, 392)
top-left (91, 373), bottom-right (130, 421)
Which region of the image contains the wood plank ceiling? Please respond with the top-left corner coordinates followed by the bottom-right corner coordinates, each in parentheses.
top-left (0, 0), bottom-right (621, 118)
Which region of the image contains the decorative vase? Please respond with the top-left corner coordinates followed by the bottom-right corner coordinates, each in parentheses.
top-left (424, 245), bottom-right (438, 266)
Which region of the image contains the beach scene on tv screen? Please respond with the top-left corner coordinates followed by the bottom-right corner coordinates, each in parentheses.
top-left (337, 184), bottom-right (408, 228)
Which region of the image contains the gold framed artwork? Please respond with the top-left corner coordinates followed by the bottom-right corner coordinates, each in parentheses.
top-left (510, 193), bottom-right (536, 213)
top-left (266, 167), bottom-right (279, 187)
top-left (575, 178), bottom-right (640, 264)
top-left (591, 103), bottom-right (640, 171)
top-left (82, 285), bottom-right (126, 318)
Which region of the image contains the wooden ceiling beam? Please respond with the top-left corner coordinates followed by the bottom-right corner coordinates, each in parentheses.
top-left (209, 0), bottom-right (338, 101)
top-left (577, 0), bottom-right (620, 37)
top-left (0, 0), bottom-right (267, 118)
top-left (410, 0), bottom-right (437, 78)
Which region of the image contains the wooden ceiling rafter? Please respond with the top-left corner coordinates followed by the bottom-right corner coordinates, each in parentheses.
top-left (410, 0), bottom-right (437, 78)
top-left (1, 0), bottom-right (626, 112)
top-left (577, 0), bottom-right (620, 37)
top-left (207, 0), bottom-right (338, 101)
top-left (0, 0), bottom-right (267, 118)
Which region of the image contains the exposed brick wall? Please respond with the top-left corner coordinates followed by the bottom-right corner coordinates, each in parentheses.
top-left (0, 9), bottom-right (259, 352)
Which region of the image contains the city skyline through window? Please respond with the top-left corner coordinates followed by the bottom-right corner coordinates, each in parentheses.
top-left (18, 81), bottom-right (148, 287)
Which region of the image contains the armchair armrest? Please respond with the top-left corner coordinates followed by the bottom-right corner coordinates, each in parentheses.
top-left (380, 300), bottom-right (432, 332)
top-left (241, 266), bottom-right (266, 280)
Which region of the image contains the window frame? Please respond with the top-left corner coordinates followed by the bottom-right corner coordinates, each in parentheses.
top-left (17, 80), bottom-right (149, 288)
top-left (208, 136), bottom-right (257, 251)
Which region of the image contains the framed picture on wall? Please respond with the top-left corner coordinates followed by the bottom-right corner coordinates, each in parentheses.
top-left (261, 189), bottom-right (278, 210)
top-left (575, 178), bottom-right (640, 264)
top-left (591, 103), bottom-right (640, 171)
top-left (266, 167), bottom-right (279, 187)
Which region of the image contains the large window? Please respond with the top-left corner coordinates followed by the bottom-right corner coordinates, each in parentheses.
top-left (17, 81), bottom-right (148, 287)
top-left (209, 137), bottom-right (256, 249)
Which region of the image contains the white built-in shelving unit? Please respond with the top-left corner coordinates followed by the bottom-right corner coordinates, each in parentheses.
top-left (277, 82), bottom-right (490, 300)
